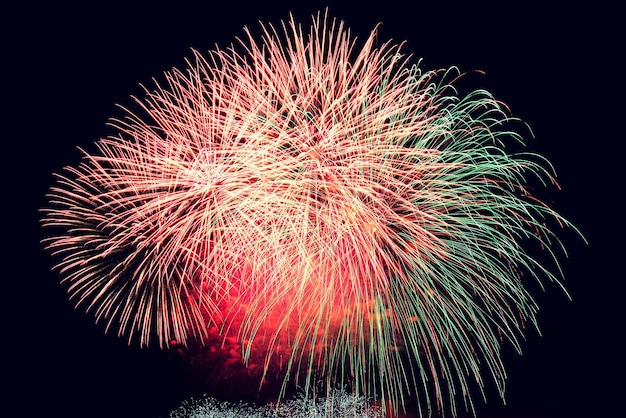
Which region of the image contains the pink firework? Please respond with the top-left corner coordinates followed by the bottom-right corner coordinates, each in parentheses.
top-left (42, 11), bottom-right (581, 417)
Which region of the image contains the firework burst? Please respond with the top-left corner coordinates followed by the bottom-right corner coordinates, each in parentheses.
top-left (42, 10), bottom-right (581, 417)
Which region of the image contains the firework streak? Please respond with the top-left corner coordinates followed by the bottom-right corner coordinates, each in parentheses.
top-left (42, 11), bottom-right (581, 417)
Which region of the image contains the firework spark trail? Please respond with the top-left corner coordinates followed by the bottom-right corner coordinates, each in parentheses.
top-left (41, 10), bottom-right (582, 417)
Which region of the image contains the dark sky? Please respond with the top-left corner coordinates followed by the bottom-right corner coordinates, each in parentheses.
top-left (5, 1), bottom-right (622, 418)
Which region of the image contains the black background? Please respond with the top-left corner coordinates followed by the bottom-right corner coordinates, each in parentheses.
top-left (4, 1), bottom-right (622, 417)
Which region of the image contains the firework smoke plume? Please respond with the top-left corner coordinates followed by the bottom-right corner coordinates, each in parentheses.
top-left (42, 10), bottom-right (580, 417)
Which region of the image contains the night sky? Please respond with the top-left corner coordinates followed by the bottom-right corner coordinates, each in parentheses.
top-left (6, 1), bottom-right (622, 417)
